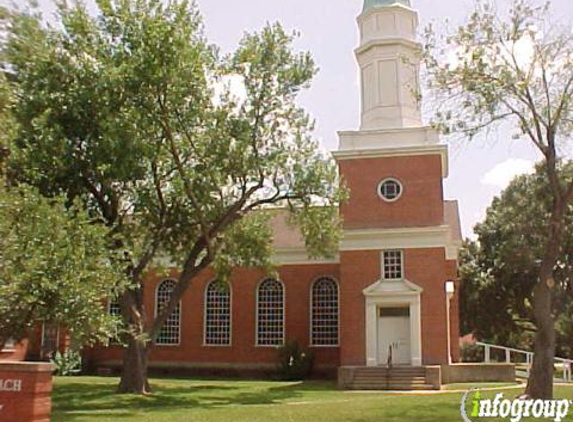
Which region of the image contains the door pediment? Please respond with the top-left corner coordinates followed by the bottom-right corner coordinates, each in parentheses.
top-left (363, 279), bottom-right (423, 297)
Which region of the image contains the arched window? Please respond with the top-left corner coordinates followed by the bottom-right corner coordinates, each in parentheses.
top-left (311, 277), bottom-right (339, 346)
top-left (204, 280), bottom-right (232, 346)
top-left (155, 279), bottom-right (181, 345)
top-left (256, 278), bottom-right (284, 346)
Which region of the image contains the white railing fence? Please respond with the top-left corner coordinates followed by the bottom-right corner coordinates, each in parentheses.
top-left (475, 342), bottom-right (572, 383)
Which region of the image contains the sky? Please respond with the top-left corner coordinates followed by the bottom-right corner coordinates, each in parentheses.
top-left (3, 0), bottom-right (573, 238)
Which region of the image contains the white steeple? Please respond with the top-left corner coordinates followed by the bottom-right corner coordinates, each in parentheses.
top-left (356, 2), bottom-right (422, 130)
top-left (334, 1), bottom-right (448, 179)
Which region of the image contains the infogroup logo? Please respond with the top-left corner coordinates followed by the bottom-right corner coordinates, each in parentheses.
top-left (461, 389), bottom-right (573, 422)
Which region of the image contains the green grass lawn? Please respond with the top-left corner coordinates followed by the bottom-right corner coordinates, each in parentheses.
top-left (52, 376), bottom-right (573, 422)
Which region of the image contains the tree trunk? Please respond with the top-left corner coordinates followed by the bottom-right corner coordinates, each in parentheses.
top-left (525, 206), bottom-right (564, 399)
top-left (116, 287), bottom-right (151, 395)
top-left (525, 281), bottom-right (555, 399)
top-left (117, 336), bottom-right (151, 394)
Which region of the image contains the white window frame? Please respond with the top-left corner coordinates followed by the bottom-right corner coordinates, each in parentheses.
top-left (382, 250), bottom-right (404, 281)
top-left (377, 177), bottom-right (403, 202)
top-left (203, 279), bottom-right (232, 347)
top-left (1, 338), bottom-right (16, 352)
top-left (108, 298), bottom-right (122, 316)
top-left (154, 279), bottom-right (182, 347)
top-left (41, 322), bottom-right (60, 359)
top-left (107, 298), bottom-right (122, 345)
top-left (309, 277), bottom-right (340, 348)
top-left (255, 278), bottom-right (285, 347)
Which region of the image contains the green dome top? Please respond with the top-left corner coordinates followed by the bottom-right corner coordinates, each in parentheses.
top-left (363, 0), bottom-right (411, 12)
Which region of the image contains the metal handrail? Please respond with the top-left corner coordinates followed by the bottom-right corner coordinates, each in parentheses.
top-left (475, 341), bottom-right (572, 383)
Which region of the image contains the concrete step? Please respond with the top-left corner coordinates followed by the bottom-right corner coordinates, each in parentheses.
top-left (349, 383), bottom-right (436, 391)
top-left (354, 373), bottom-right (426, 379)
top-left (354, 380), bottom-right (429, 386)
top-left (353, 377), bottom-right (426, 384)
top-left (341, 365), bottom-right (438, 391)
top-left (354, 372), bottom-right (426, 378)
top-left (354, 367), bottom-right (426, 373)
top-left (352, 378), bottom-right (428, 382)
top-left (353, 368), bottom-right (423, 372)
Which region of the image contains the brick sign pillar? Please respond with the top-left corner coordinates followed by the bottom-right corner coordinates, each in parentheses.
top-left (0, 361), bottom-right (56, 422)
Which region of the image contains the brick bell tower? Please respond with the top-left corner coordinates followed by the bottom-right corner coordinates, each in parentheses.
top-left (334, 0), bottom-right (461, 369)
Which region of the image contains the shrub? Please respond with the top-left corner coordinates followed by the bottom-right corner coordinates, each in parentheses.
top-left (51, 349), bottom-right (82, 376)
top-left (460, 343), bottom-right (484, 363)
top-left (277, 340), bottom-right (314, 380)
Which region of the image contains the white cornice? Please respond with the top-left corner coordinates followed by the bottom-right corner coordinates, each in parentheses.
top-left (341, 225), bottom-right (450, 252)
top-left (363, 278), bottom-right (423, 297)
top-left (337, 126), bottom-right (440, 149)
top-left (357, 4), bottom-right (419, 27)
top-left (153, 248), bottom-right (340, 268)
top-left (153, 226), bottom-right (460, 269)
top-left (355, 38), bottom-right (421, 56)
top-left (271, 247), bottom-right (340, 266)
top-left (332, 144), bottom-right (449, 178)
top-left (338, 125), bottom-right (439, 138)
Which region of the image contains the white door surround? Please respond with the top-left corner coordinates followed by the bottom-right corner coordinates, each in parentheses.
top-left (363, 279), bottom-right (422, 367)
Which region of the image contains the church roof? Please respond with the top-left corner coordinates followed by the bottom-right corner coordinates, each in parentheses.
top-left (444, 200), bottom-right (463, 243)
top-left (363, 0), bottom-right (411, 12)
top-left (269, 210), bottom-right (305, 249)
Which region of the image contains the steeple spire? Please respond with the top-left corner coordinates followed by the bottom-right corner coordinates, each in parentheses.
top-left (363, 0), bottom-right (411, 13)
top-left (356, 1), bottom-right (421, 129)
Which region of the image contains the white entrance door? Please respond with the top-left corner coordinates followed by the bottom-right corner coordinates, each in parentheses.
top-left (377, 307), bottom-right (411, 365)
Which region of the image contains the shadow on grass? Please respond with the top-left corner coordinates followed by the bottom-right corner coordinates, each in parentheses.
top-left (52, 378), bottom-right (337, 421)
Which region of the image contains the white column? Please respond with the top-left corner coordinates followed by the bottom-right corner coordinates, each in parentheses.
top-left (410, 296), bottom-right (422, 366)
top-left (365, 301), bottom-right (378, 366)
top-left (445, 281), bottom-right (455, 365)
top-left (445, 294), bottom-right (452, 364)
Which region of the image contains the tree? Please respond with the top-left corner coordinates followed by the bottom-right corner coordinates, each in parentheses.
top-left (0, 36), bottom-right (126, 350)
top-left (0, 73), bottom-right (14, 176)
top-left (459, 164), bottom-right (573, 358)
top-left (0, 185), bottom-right (128, 350)
top-left (1, 0), bottom-right (344, 394)
top-left (423, 0), bottom-right (573, 398)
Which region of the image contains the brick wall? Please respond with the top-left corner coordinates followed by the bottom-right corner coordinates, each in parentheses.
top-left (0, 340), bottom-right (28, 361)
top-left (339, 248), bottom-right (452, 366)
top-left (87, 264), bottom-right (341, 372)
top-left (339, 154), bottom-right (444, 229)
top-left (0, 361), bottom-right (55, 422)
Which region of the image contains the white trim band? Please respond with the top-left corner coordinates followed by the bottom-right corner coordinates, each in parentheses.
top-left (342, 225), bottom-right (449, 249)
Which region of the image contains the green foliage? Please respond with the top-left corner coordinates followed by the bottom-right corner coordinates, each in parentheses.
top-left (423, 0), bottom-right (573, 143)
top-left (424, 1), bottom-right (573, 396)
top-left (0, 0), bottom-right (343, 314)
top-left (1, 1), bottom-right (343, 391)
top-left (51, 349), bottom-right (82, 376)
top-left (459, 163), bottom-right (573, 356)
top-left (0, 185), bottom-right (128, 346)
top-left (460, 343), bottom-right (485, 363)
top-left (277, 340), bottom-right (314, 381)
top-left (0, 73), bottom-right (15, 175)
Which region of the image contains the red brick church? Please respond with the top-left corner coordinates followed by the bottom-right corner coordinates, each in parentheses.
top-left (1, 0), bottom-right (462, 384)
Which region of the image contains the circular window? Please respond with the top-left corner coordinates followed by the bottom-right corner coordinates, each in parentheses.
top-left (378, 178), bottom-right (403, 202)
